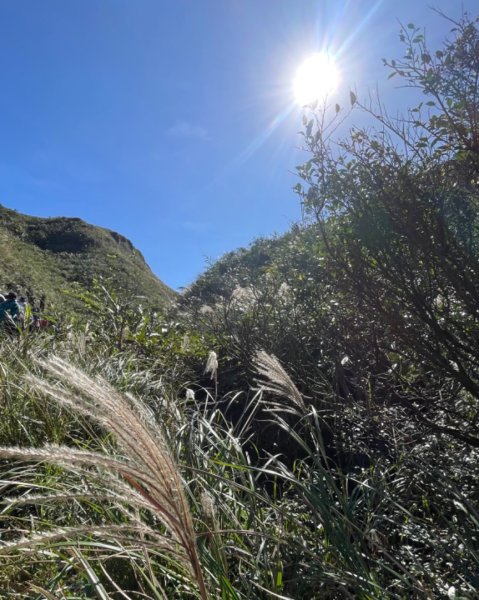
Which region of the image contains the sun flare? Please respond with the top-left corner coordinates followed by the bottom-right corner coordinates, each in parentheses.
top-left (293, 53), bottom-right (339, 105)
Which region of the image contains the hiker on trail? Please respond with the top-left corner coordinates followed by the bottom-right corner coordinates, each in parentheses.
top-left (0, 292), bottom-right (20, 331)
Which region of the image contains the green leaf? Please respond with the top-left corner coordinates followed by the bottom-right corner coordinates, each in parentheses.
top-left (275, 566), bottom-right (283, 588)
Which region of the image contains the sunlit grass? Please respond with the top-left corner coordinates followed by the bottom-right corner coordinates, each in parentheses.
top-left (0, 269), bottom-right (477, 599)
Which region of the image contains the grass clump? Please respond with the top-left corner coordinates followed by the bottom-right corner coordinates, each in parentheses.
top-left (1, 356), bottom-right (208, 599)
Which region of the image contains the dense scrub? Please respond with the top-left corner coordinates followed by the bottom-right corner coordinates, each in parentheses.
top-left (0, 12), bottom-right (478, 600)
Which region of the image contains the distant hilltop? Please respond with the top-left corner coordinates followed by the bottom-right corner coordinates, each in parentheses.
top-left (0, 204), bottom-right (176, 313)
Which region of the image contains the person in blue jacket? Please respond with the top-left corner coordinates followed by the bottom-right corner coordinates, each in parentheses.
top-left (0, 292), bottom-right (20, 331)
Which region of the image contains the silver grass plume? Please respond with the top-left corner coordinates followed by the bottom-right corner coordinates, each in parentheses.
top-left (0, 356), bottom-right (209, 600)
top-left (253, 350), bottom-right (306, 413)
top-left (204, 351), bottom-right (218, 380)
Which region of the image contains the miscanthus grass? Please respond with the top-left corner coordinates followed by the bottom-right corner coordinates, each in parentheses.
top-left (0, 356), bottom-right (209, 599)
top-left (0, 343), bottom-right (477, 598)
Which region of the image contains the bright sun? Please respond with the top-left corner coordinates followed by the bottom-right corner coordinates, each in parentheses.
top-left (293, 53), bottom-right (339, 105)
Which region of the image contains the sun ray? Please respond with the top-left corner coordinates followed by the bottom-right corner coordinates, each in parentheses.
top-left (233, 104), bottom-right (295, 166)
top-left (336, 0), bottom-right (384, 57)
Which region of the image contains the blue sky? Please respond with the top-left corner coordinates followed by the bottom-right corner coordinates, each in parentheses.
top-left (0, 0), bottom-right (476, 290)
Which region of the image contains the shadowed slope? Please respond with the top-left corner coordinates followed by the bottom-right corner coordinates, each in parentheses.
top-left (0, 205), bottom-right (176, 311)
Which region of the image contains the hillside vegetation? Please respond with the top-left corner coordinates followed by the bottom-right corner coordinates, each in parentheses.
top-left (0, 205), bottom-right (175, 312)
top-left (0, 13), bottom-right (478, 600)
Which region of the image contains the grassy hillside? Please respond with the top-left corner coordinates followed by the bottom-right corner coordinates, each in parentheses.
top-left (0, 205), bottom-right (175, 312)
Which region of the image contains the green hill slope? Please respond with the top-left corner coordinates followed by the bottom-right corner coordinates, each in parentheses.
top-left (0, 205), bottom-right (176, 312)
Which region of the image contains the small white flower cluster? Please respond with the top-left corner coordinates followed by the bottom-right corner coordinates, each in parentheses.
top-left (231, 285), bottom-right (255, 306)
top-left (278, 282), bottom-right (291, 298)
top-left (199, 304), bottom-right (214, 315)
top-left (205, 351), bottom-right (218, 380)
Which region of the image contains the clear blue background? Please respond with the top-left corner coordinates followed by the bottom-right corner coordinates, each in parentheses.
top-left (0, 0), bottom-right (476, 289)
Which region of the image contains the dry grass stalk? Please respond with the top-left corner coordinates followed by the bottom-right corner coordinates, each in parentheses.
top-left (0, 356), bottom-right (208, 600)
top-left (254, 350), bottom-right (307, 413)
